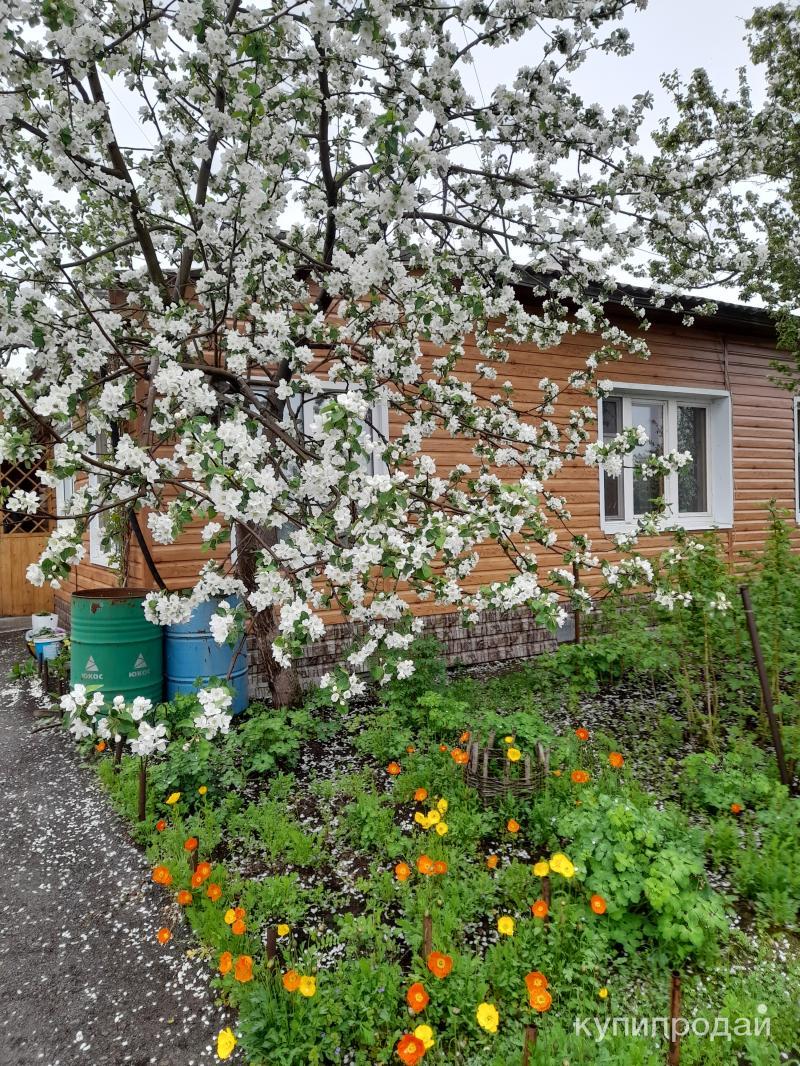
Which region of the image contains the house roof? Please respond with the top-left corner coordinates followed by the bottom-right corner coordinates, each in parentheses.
top-left (515, 268), bottom-right (776, 337)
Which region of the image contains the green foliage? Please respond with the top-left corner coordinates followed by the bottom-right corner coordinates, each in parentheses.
top-left (559, 789), bottom-right (728, 966)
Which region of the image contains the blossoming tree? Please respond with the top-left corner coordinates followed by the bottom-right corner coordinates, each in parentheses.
top-left (0, 0), bottom-right (715, 705)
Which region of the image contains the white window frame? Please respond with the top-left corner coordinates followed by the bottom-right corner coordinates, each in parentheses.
top-left (295, 385), bottom-right (389, 477)
top-left (89, 432), bottom-right (113, 567)
top-left (599, 383), bottom-right (733, 534)
top-left (55, 475), bottom-right (74, 518)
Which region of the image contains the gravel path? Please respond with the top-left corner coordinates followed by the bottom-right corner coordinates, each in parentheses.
top-left (0, 632), bottom-right (235, 1066)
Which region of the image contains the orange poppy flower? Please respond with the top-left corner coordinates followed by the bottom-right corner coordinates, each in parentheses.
top-left (195, 861), bottom-right (212, 881)
top-left (575, 727), bottom-right (590, 741)
top-left (191, 871), bottom-right (204, 888)
top-left (151, 865), bottom-right (172, 886)
top-left (395, 861), bottom-right (411, 882)
top-left (525, 971), bottom-right (549, 993)
top-left (155, 820), bottom-right (167, 832)
top-left (396, 1033), bottom-right (426, 1065)
top-left (156, 927), bottom-right (172, 945)
top-left (730, 803), bottom-right (743, 815)
top-left (590, 894), bottom-right (607, 915)
top-left (414, 788), bottom-right (428, 802)
top-left (507, 818), bottom-right (520, 834)
top-left (439, 744), bottom-right (448, 752)
top-left (450, 748), bottom-right (469, 765)
top-left (282, 969), bottom-right (301, 992)
top-left (608, 752), bottom-right (624, 769)
top-left (530, 988), bottom-right (553, 1013)
top-left (531, 899), bottom-right (549, 919)
top-left (417, 854), bottom-right (435, 876)
top-left (432, 860), bottom-right (448, 875)
top-left (231, 918), bottom-right (246, 935)
top-left (406, 745), bottom-right (416, 754)
top-left (486, 855), bottom-right (499, 870)
top-left (177, 890), bottom-right (193, 906)
top-left (406, 982), bottom-right (430, 1012)
top-left (234, 955), bottom-right (253, 983)
top-left (459, 731), bottom-right (471, 744)
top-left (571, 770), bottom-right (590, 784)
top-left (234, 907), bottom-right (246, 919)
top-left (183, 837), bottom-right (198, 852)
top-left (219, 951), bottom-right (233, 975)
top-left (387, 762), bottom-right (402, 775)
top-left (206, 882), bottom-right (222, 902)
top-left (426, 952), bottom-right (453, 979)
top-left (95, 740), bottom-right (106, 752)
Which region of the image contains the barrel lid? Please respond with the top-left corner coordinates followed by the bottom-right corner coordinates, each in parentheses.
top-left (72, 588), bottom-right (151, 600)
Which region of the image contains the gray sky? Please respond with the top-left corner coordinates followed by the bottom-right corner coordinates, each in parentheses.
top-left (469, 0), bottom-right (761, 144)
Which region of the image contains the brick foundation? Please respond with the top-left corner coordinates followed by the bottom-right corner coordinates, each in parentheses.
top-left (249, 606), bottom-right (563, 699)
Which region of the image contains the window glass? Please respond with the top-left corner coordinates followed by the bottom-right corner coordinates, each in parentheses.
top-left (631, 401), bottom-right (664, 516)
top-left (601, 397), bottom-right (623, 520)
top-left (677, 405), bottom-right (708, 513)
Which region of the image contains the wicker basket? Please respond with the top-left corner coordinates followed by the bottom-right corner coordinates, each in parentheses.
top-left (463, 731), bottom-right (549, 804)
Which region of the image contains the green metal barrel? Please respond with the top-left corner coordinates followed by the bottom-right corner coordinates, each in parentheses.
top-left (70, 589), bottom-right (163, 704)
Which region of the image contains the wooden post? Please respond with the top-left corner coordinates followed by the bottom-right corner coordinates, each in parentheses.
top-left (522, 1024), bottom-right (538, 1066)
top-left (667, 971), bottom-right (681, 1066)
top-left (740, 586), bottom-right (791, 788)
top-left (113, 737), bottom-right (124, 771)
top-left (265, 926), bottom-right (277, 965)
top-left (421, 913), bottom-right (433, 960)
top-left (137, 758), bottom-right (147, 822)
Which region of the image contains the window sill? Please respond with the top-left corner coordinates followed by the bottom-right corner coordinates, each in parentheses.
top-left (601, 517), bottom-right (733, 535)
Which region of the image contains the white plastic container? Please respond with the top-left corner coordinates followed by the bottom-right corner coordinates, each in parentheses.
top-left (31, 612), bottom-right (59, 635)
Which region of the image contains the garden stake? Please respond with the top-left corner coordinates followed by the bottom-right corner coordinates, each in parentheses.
top-left (137, 758), bottom-right (147, 822)
top-left (265, 926), bottom-right (277, 965)
top-left (667, 971), bottom-right (681, 1066)
top-left (521, 1024), bottom-right (538, 1066)
top-left (739, 586), bottom-right (791, 788)
top-left (421, 913), bottom-right (433, 960)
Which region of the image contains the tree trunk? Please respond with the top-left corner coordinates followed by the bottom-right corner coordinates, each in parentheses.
top-left (235, 522), bottom-right (302, 708)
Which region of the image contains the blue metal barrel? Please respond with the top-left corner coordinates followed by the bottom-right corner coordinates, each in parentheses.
top-left (164, 597), bottom-right (248, 713)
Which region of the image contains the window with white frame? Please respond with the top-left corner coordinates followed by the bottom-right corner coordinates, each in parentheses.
top-left (89, 432), bottom-right (114, 566)
top-left (600, 385), bottom-right (733, 532)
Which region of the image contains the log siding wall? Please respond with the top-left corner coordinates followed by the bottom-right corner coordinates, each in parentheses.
top-left (54, 311), bottom-right (796, 685)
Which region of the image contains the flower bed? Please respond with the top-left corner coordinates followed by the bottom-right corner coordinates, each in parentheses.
top-left (51, 631), bottom-right (800, 1066)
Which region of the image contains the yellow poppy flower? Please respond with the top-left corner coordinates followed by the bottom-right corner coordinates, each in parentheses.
top-left (216, 1028), bottom-right (237, 1060)
top-left (476, 1002), bottom-right (499, 1033)
top-left (224, 908), bottom-right (236, 925)
top-left (497, 915), bottom-right (515, 936)
top-left (414, 1024), bottom-right (435, 1050)
top-left (165, 792), bottom-right (181, 805)
top-left (298, 975), bottom-right (317, 998)
top-left (507, 747), bottom-right (521, 762)
top-left (533, 860), bottom-right (550, 877)
top-left (503, 735), bottom-right (514, 744)
top-left (426, 809), bottom-right (441, 826)
top-left (437, 798), bottom-right (448, 813)
top-left (549, 852), bottom-right (575, 878)
top-left (598, 987), bottom-right (609, 999)
top-left (414, 812), bottom-right (430, 829)
top-left (435, 822), bottom-right (448, 836)
top-left (277, 924), bottom-right (290, 937)
top-left (198, 785), bottom-right (208, 795)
